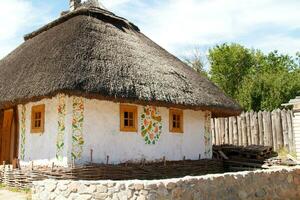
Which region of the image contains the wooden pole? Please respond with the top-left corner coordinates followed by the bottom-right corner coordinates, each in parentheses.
top-left (281, 109), bottom-right (289, 150)
top-left (106, 156), bottom-right (109, 165)
top-left (225, 118), bottom-right (229, 144)
top-left (211, 119), bottom-right (216, 145)
top-left (257, 111), bottom-right (264, 145)
top-left (241, 113), bottom-right (247, 146)
top-left (287, 110), bottom-right (294, 151)
top-left (246, 112), bottom-right (251, 145)
top-left (90, 149), bottom-right (93, 164)
top-left (233, 117), bottom-right (238, 145)
top-left (237, 116), bottom-right (242, 145)
top-left (228, 117), bottom-right (233, 144)
top-left (275, 109), bottom-right (283, 149)
top-left (271, 110), bottom-right (277, 151)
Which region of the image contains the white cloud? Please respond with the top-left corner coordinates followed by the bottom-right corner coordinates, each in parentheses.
top-left (102, 0), bottom-right (133, 8)
top-left (0, 0), bottom-right (299, 59)
top-left (137, 0), bottom-right (300, 55)
top-left (103, 0), bottom-right (300, 56)
top-left (254, 35), bottom-right (300, 55)
top-left (0, 0), bottom-right (53, 59)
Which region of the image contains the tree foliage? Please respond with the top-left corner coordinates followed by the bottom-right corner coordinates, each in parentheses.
top-left (185, 43), bottom-right (300, 111)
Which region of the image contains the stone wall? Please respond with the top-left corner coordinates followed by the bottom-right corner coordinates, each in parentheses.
top-left (32, 167), bottom-right (300, 200)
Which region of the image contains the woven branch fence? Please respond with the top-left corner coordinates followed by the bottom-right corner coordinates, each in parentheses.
top-left (211, 109), bottom-right (295, 152)
top-left (0, 160), bottom-right (223, 189)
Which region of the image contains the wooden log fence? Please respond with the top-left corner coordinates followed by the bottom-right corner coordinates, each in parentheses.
top-left (212, 109), bottom-right (295, 152)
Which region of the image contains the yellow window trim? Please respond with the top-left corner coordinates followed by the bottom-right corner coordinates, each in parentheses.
top-left (169, 108), bottom-right (184, 133)
top-left (120, 104), bottom-right (138, 132)
top-left (31, 104), bottom-right (45, 134)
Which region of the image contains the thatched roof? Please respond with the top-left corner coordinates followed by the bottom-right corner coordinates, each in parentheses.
top-left (0, 7), bottom-right (241, 116)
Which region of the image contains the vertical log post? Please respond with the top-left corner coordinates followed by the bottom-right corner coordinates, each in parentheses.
top-left (258, 111), bottom-right (264, 145)
top-left (237, 116), bottom-right (242, 145)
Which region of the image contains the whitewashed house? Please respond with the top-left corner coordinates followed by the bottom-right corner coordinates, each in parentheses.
top-left (0, 0), bottom-right (240, 167)
top-left (283, 97), bottom-right (300, 160)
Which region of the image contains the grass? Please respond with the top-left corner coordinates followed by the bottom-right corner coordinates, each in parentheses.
top-left (0, 183), bottom-right (31, 200)
top-left (0, 183), bottom-right (31, 194)
top-left (277, 147), bottom-right (297, 159)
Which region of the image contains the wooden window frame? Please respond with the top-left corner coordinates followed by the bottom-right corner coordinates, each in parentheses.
top-left (31, 104), bottom-right (45, 134)
top-left (169, 108), bottom-right (184, 133)
top-left (120, 104), bottom-right (138, 132)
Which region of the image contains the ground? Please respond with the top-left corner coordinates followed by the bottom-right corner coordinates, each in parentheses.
top-left (0, 189), bottom-right (29, 199)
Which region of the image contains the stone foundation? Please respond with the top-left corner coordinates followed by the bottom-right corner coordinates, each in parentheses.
top-left (32, 167), bottom-right (300, 200)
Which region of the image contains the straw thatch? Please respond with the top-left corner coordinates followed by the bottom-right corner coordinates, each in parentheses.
top-left (0, 7), bottom-right (241, 116)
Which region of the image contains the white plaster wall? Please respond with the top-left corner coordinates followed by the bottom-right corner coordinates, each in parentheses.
top-left (18, 96), bottom-right (69, 167)
top-left (81, 99), bottom-right (206, 164)
top-left (18, 94), bottom-right (208, 166)
top-left (293, 111), bottom-right (300, 160)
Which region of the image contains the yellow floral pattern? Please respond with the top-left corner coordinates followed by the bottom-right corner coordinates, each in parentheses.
top-left (204, 111), bottom-right (212, 158)
top-left (141, 106), bottom-right (162, 145)
top-left (20, 105), bottom-right (26, 160)
top-left (56, 94), bottom-right (66, 160)
top-left (71, 97), bottom-right (84, 160)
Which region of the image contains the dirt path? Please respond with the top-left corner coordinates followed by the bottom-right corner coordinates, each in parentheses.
top-left (0, 189), bottom-right (29, 200)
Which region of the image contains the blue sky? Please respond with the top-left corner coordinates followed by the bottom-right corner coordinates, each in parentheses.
top-left (0, 0), bottom-right (300, 59)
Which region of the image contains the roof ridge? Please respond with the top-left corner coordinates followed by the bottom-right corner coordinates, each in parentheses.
top-left (24, 7), bottom-right (140, 41)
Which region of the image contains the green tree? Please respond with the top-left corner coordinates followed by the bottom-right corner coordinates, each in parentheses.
top-left (208, 43), bottom-right (255, 99)
top-left (207, 44), bottom-right (300, 111)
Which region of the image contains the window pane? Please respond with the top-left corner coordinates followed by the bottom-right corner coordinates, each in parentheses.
top-left (124, 112), bottom-right (128, 118)
top-left (129, 119), bottom-right (134, 127)
top-left (124, 119), bottom-right (129, 126)
top-left (173, 114), bottom-right (176, 121)
top-left (176, 121), bottom-right (180, 128)
top-left (173, 121), bottom-right (176, 128)
top-left (176, 115), bottom-right (180, 122)
top-left (35, 112), bottom-right (41, 119)
top-left (129, 112), bottom-right (133, 119)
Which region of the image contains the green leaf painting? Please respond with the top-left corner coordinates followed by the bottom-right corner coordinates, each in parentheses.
top-left (20, 105), bottom-right (26, 160)
top-left (71, 97), bottom-right (84, 160)
top-left (140, 106), bottom-right (162, 145)
top-left (56, 94), bottom-right (66, 161)
top-left (204, 112), bottom-right (212, 158)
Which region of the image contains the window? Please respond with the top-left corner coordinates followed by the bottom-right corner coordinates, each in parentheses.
top-left (169, 109), bottom-right (183, 133)
top-left (31, 104), bottom-right (45, 133)
top-left (120, 104), bottom-right (138, 132)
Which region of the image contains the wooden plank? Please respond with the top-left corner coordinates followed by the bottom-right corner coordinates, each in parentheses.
top-left (281, 109), bottom-right (289, 150)
top-left (237, 116), bottom-right (242, 145)
top-left (1, 109), bottom-right (13, 164)
top-left (233, 117), bottom-right (238, 145)
top-left (257, 111), bottom-right (264, 145)
top-left (251, 111), bottom-right (258, 145)
top-left (225, 118), bottom-right (229, 144)
top-left (271, 110), bottom-right (277, 151)
top-left (287, 110), bottom-right (294, 152)
top-left (275, 109), bottom-right (283, 149)
top-left (220, 118), bottom-right (225, 144)
top-left (263, 111), bottom-right (272, 147)
top-left (215, 118), bottom-right (220, 145)
top-left (228, 117), bottom-right (233, 144)
top-left (246, 112), bottom-right (251, 145)
top-left (241, 113), bottom-right (248, 146)
top-left (211, 118), bottom-right (216, 145)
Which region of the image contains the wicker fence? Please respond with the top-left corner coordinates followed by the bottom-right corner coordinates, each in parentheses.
top-left (211, 109), bottom-right (294, 152)
top-left (0, 160), bottom-right (224, 189)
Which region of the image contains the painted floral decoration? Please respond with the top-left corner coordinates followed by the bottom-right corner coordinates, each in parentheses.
top-left (20, 105), bottom-right (26, 160)
top-left (141, 106), bottom-right (162, 145)
top-left (71, 97), bottom-right (85, 160)
top-left (56, 94), bottom-right (66, 161)
top-left (204, 111), bottom-right (212, 158)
